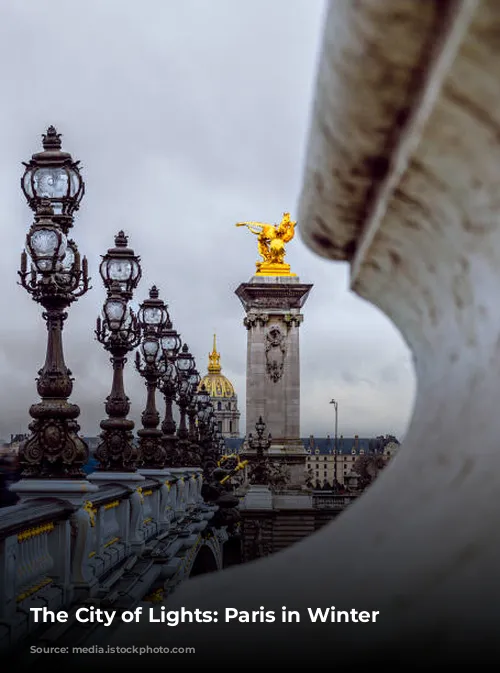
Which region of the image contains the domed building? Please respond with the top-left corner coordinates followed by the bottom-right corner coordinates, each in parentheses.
top-left (199, 335), bottom-right (240, 438)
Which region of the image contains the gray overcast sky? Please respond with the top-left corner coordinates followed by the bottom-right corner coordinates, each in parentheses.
top-left (0, 0), bottom-right (415, 441)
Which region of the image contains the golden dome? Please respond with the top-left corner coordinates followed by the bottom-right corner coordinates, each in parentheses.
top-left (199, 334), bottom-right (236, 399)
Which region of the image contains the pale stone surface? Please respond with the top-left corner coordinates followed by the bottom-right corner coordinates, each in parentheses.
top-left (272, 494), bottom-right (313, 509)
top-left (11, 479), bottom-right (98, 505)
top-left (235, 275), bottom-right (311, 448)
top-left (69, 0), bottom-right (500, 665)
top-left (87, 471), bottom-right (144, 487)
top-left (241, 485), bottom-right (273, 510)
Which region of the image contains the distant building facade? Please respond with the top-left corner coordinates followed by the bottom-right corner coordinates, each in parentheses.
top-left (199, 335), bottom-right (240, 438)
top-left (223, 434), bottom-right (400, 487)
top-left (305, 434), bottom-right (400, 487)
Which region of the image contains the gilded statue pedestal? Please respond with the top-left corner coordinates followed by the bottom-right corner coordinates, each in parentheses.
top-left (255, 262), bottom-right (296, 277)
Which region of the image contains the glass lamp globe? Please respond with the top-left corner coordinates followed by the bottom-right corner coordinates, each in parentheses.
top-left (61, 240), bottom-right (76, 271)
top-left (176, 343), bottom-right (194, 374)
top-left (163, 359), bottom-right (178, 384)
top-left (104, 296), bottom-right (127, 331)
top-left (21, 127), bottom-right (84, 225)
top-left (188, 369), bottom-right (201, 388)
top-left (138, 286), bottom-right (169, 332)
top-left (99, 231), bottom-right (141, 298)
top-left (196, 384), bottom-right (210, 408)
top-left (160, 325), bottom-right (182, 360)
top-left (141, 334), bottom-right (160, 364)
top-left (27, 204), bottom-right (67, 273)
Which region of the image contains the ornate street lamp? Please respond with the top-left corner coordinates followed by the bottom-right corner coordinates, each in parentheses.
top-left (175, 343), bottom-right (196, 465)
top-left (247, 416), bottom-right (272, 485)
top-left (99, 230), bottom-right (141, 300)
top-left (94, 233), bottom-right (142, 472)
top-left (186, 368), bottom-right (201, 466)
top-left (21, 126), bottom-right (84, 234)
top-left (17, 130), bottom-right (89, 483)
top-left (18, 195), bottom-right (90, 479)
top-left (160, 318), bottom-right (182, 361)
top-left (157, 312), bottom-right (182, 465)
top-left (158, 356), bottom-right (179, 462)
top-left (197, 391), bottom-right (218, 480)
top-left (135, 286), bottom-right (170, 470)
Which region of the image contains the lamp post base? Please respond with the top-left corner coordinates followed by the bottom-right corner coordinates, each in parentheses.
top-left (10, 478), bottom-right (98, 505)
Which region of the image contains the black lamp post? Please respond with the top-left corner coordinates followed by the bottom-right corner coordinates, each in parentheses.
top-left (247, 416), bottom-right (272, 485)
top-left (175, 343), bottom-right (196, 465)
top-left (186, 368), bottom-right (201, 466)
top-left (157, 315), bottom-right (182, 465)
top-left (17, 127), bottom-right (90, 479)
top-left (135, 286), bottom-right (169, 470)
top-left (94, 233), bottom-right (141, 471)
top-left (197, 390), bottom-right (218, 480)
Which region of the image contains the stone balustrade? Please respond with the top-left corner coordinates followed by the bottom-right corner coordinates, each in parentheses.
top-left (0, 467), bottom-right (216, 652)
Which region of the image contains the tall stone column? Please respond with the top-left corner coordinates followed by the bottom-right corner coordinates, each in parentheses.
top-left (235, 276), bottom-right (312, 484)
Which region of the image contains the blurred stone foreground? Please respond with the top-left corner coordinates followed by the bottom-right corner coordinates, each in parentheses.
top-left (67, 0), bottom-right (500, 666)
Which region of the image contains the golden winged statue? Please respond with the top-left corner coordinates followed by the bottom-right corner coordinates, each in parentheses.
top-left (235, 212), bottom-right (297, 276)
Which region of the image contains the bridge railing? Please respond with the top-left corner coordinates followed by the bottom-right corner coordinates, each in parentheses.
top-left (0, 467), bottom-right (212, 651)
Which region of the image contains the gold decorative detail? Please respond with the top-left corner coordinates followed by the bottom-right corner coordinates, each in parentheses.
top-left (144, 588), bottom-right (164, 604)
top-left (136, 487), bottom-right (144, 503)
top-left (103, 536), bottom-right (120, 549)
top-left (103, 500), bottom-right (120, 511)
top-left (89, 551), bottom-right (96, 558)
top-left (236, 212), bottom-right (297, 276)
top-left (199, 334), bottom-right (235, 398)
top-left (218, 454), bottom-right (249, 484)
top-left (165, 481), bottom-right (171, 489)
top-left (208, 334), bottom-right (221, 373)
top-left (144, 517), bottom-right (153, 525)
top-left (142, 489), bottom-right (153, 497)
top-left (17, 577), bottom-right (53, 603)
top-left (17, 522), bottom-right (55, 542)
top-left (83, 501), bottom-right (97, 527)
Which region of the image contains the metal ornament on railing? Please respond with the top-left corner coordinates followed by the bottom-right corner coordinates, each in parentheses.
top-left (17, 129), bottom-right (90, 479)
top-left (95, 232), bottom-right (142, 472)
top-left (135, 286), bottom-right (170, 470)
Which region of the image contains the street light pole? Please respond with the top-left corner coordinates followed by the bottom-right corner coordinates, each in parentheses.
top-left (17, 128), bottom-right (90, 485)
top-left (330, 399), bottom-right (338, 484)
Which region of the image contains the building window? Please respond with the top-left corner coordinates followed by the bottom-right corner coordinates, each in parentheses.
top-left (218, 421), bottom-right (222, 433)
top-left (229, 421), bottom-right (233, 433)
top-left (217, 401), bottom-right (222, 411)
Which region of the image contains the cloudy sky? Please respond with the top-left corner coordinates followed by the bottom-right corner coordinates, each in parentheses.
top-left (0, 0), bottom-right (415, 442)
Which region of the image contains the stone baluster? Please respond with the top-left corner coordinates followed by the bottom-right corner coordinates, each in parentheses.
top-left (70, 505), bottom-right (97, 598)
top-left (0, 536), bottom-right (17, 619)
top-left (129, 488), bottom-right (146, 553)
